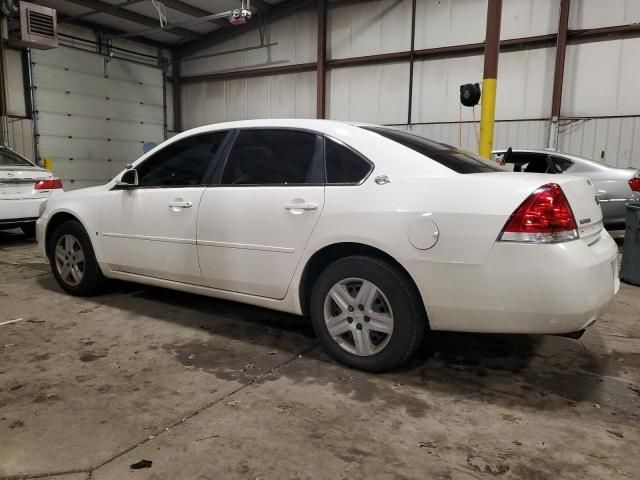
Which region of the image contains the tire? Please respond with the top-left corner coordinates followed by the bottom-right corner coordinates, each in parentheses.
top-left (21, 223), bottom-right (36, 238)
top-left (48, 220), bottom-right (106, 296)
top-left (310, 255), bottom-right (426, 372)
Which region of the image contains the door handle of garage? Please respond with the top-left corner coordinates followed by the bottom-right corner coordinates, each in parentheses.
top-left (284, 202), bottom-right (318, 211)
top-left (168, 201), bottom-right (193, 209)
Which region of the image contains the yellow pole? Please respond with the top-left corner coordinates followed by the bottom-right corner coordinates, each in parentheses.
top-left (43, 158), bottom-right (52, 171)
top-left (479, 78), bottom-right (497, 158)
top-left (479, 0), bottom-right (502, 159)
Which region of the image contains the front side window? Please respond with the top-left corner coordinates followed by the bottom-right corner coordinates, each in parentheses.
top-left (137, 131), bottom-right (228, 187)
top-left (221, 129), bottom-right (322, 185)
top-left (325, 138), bottom-right (372, 184)
top-left (362, 126), bottom-right (503, 174)
top-left (0, 149), bottom-right (34, 167)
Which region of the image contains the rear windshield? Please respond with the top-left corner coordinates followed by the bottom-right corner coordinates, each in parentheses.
top-left (0, 149), bottom-right (34, 167)
top-left (361, 126), bottom-right (504, 174)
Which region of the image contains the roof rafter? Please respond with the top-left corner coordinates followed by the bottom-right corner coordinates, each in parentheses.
top-left (177, 0), bottom-right (313, 57)
top-left (66, 0), bottom-right (202, 40)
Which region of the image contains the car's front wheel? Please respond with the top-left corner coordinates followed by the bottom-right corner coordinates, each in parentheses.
top-left (48, 220), bottom-right (106, 296)
top-left (310, 255), bottom-right (426, 372)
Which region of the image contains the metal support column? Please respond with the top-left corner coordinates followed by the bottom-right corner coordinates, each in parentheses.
top-left (478, 0), bottom-right (502, 159)
top-left (549, 0), bottom-right (570, 150)
top-left (172, 54), bottom-right (182, 133)
top-left (407, 0), bottom-right (417, 126)
top-left (316, 0), bottom-right (327, 119)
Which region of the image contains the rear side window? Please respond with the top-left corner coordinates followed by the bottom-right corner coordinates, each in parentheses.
top-left (137, 131), bottom-right (228, 187)
top-left (325, 138), bottom-right (372, 184)
top-left (222, 129), bottom-right (322, 185)
top-left (552, 156), bottom-right (574, 172)
top-left (362, 126), bottom-right (503, 174)
top-left (0, 149), bottom-right (33, 167)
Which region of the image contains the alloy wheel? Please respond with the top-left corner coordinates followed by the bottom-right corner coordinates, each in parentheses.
top-left (54, 234), bottom-right (85, 286)
top-left (323, 277), bottom-right (394, 356)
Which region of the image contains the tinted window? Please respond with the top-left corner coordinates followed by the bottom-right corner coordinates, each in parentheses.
top-left (362, 126), bottom-right (503, 174)
top-left (325, 138), bottom-right (372, 184)
top-left (222, 129), bottom-right (322, 185)
top-left (137, 131), bottom-right (227, 187)
top-left (553, 156), bottom-right (573, 173)
top-left (0, 149), bottom-right (33, 167)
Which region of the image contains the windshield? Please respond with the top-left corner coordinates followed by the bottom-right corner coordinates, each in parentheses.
top-left (0, 148), bottom-right (34, 167)
top-left (361, 126), bottom-right (504, 174)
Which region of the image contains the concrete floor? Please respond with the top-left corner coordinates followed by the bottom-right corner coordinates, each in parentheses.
top-left (1, 231), bottom-right (639, 480)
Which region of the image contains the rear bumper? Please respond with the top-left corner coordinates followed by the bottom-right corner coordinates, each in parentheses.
top-left (401, 230), bottom-right (619, 335)
top-left (0, 198), bottom-right (43, 224)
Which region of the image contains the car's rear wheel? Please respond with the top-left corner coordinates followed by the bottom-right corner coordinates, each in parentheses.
top-left (310, 255), bottom-right (426, 372)
top-left (21, 223), bottom-right (36, 238)
top-left (48, 220), bottom-right (106, 296)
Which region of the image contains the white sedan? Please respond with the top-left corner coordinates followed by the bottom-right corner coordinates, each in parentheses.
top-left (1, 146), bottom-right (63, 237)
top-left (36, 119), bottom-right (619, 372)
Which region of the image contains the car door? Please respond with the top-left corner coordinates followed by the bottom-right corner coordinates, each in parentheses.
top-left (99, 130), bottom-right (230, 283)
top-left (197, 128), bottom-right (325, 299)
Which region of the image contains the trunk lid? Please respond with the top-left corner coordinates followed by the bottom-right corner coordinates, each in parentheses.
top-left (0, 167), bottom-right (52, 200)
top-left (556, 175), bottom-right (604, 244)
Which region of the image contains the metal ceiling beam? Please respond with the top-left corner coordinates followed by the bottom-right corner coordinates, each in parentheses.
top-left (177, 0), bottom-right (314, 57)
top-left (251, 0), bottom-right (274, 11)
top-left (66, 18), bottom-right (172, 48)
top-left (58, 0), bottom-right (146, 24)
top-left (159, 0), bottom-right (228, 27)
top-left (65, 0), bottom-right (202, 40)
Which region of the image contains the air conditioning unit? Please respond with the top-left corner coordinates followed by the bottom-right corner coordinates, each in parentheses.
top-left (7, 1), bottom-right (57, 50)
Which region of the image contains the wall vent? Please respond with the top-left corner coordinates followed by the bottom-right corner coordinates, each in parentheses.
top-left (8, 1), bottom-right (58, 50)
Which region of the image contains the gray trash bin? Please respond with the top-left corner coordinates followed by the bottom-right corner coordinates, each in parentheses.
top-left (620, 202), bottom-right (640, 286)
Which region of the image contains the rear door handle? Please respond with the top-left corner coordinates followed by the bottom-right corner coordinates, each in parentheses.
top-left (284, 202), bottom-right (318, 211)
top-left (168, 201), bottom-right (193, 209)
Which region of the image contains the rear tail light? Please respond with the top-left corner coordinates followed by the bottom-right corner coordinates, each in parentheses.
top-left (34, 177), bottom-right (63, 190)
top-left (629, 177), bottom-right (640, 192)
top-left (498, 183), bottom-right (578, 243)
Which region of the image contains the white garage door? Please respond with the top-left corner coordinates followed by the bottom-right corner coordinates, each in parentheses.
top-left (31, 46), bottom-right (165, 190)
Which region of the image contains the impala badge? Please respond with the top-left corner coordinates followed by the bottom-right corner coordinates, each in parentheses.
top-left (375, 175), bottom-right (390, 185)
top-left (579, 218), bottom-right (592, 225)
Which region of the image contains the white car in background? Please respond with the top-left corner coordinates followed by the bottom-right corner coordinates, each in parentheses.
top-left (36, 120), bottom-right (619, 372)
top-left (0, 146), bottom-right (63, 237)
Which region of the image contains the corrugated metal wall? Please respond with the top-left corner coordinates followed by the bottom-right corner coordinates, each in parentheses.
top-left (31, 32), bottom-right (166, 190)
top-left (179, 0), bottom-right (640, 169)
top-left (2, 48), bottom-right (33, 160)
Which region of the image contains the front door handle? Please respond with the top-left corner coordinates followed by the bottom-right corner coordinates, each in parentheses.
top-left (284, 202), bottom-right (318, 211)
top-left (168, 200), bottom-right (193, 209)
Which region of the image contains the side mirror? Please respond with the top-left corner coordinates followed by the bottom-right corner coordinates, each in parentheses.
top-left (116, 168), bottom-right (139, 188)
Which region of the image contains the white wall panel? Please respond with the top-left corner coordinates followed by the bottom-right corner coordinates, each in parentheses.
top-left (501, 0), bottom-right (560, 39)
top-left (410, 120), bottom-right (549, 153)
top-left (558, 117), bottom-right (640, 169)
top-left (7, 119), bottom-right (34, 160)
top-left (181, 8), bottom-right (317, 77)
top-left (569, 0), bottom-right (640, 29)
top-left (5, 49), bottom-right (26, 117)
top-left (327, 62), bottom-right (409, 124)
top-left (415, 0), bottom-right (556, 50)
top-left (563, 38), bottom-right (640, 117)
top-left (415, 0), bottom-right (487, 49)
top-left (181, 71), bottom-right (316, 130)
top-left (328, 0), bottom-right (412, 59)
top-left (412, 47), bottom-right (553, 123)
top-left (32, 46), bottom-right (165, 189)
top-left (412, 54), bottom-right (483, 123)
